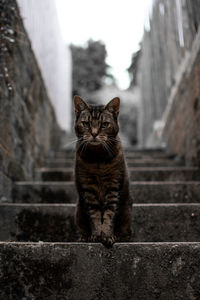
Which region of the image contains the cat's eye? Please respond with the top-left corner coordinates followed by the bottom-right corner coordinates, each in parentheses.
top-left (102, 122), bottom-right (109, 128)
top-left (82, 121), bottom-right (90, 128)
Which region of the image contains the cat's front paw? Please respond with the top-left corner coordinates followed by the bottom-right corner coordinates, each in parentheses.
top-left (89, 234), bottom-right (101, 242)
top-left (101, 233), bottom-right (116, 247)
top-left (77, 235), bottom-right (89, 242)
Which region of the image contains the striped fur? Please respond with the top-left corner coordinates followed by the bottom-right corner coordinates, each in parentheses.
top-left (74, 96), bottom-right (132, 247)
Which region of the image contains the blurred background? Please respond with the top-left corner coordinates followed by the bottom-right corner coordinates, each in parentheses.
top-left (13, 0), bottom-right (154, 147)
top-left (1, 0), bottom-right (200, 189)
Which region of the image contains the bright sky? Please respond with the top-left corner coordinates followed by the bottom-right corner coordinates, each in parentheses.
top-left (55, 0), bottom-right (153, 90)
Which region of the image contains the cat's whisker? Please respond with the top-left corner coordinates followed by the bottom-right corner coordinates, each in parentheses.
top-left (83, 141), bottom-right (88, 153)
top-left (80, 141), bottom-right (86, 154)
top-left (77, 140), bottom-right (85, 149)
top-left (63, 138), bottom-right (82, 148)
top-left (76, 139), bottom-right (84, 149)
top-left (108, 137), bottom-right (120, 144)
top-left (107, 139), bottom-right (116, 145)
top-left (78, 139), bottom-right (88, 156)
top-left (107, 144), bottom-right (115, 156)
top-left (102, 143), bottom-right (109, 156)
top-left (106, 141), bottom-right (117, 154)
top-left (102, 141), bottom-right (114, 157)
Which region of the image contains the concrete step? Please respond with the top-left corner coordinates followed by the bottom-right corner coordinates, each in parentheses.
top-left (13, 181), bottom-right (200, 203)
top-left (36, 167), bottom-right (74, 181)
top-left (52, 152), bottom-right (174, 160)
top-left (45, 158), bottom-right (184, 168)
top-left (51, 148), bottom-right (168, 159)
top-left (36, 167), bottom-right (200, 182)
top-left (0, 242), bottom-right (200, 299)
top-left (1, 203), bottom-right (200, 242)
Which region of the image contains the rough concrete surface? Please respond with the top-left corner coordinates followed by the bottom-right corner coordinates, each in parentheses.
top-left (36, 167), bottom-right (200, 182)
top-left (131, 181), bottom-right (200, 203)
top-left (13, 181), bottom-right (200, 203)
top-left (45, 158), bottom-right (184, 168)
top-left (0, 204), bottom-right (200, 242)
top-left (0, 242), bottom-right (200, 299)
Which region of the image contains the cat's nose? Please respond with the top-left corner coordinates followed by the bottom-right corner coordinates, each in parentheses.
top-left (91, 129), bottom-right (98, 137)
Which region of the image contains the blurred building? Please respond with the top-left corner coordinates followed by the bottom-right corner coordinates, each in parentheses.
top-left (136, 0), bottom-right (200, 164)
top-left (17, 0), bottom-right (72, 131)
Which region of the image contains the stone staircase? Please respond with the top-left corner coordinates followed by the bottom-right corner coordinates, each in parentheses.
top-left (0, 148), bottom-right (200, 299)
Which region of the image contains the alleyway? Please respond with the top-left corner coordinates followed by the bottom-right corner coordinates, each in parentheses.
top-left (1, 0), bottom-right (200, 299)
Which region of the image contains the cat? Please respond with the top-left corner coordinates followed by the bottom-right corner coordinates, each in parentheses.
top-left (74, 95), bottom-right (132, 247)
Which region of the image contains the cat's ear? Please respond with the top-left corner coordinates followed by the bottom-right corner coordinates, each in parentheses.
top-left (74, 96), bottom-right (89, 116)
top-left (105, 97), bottom-right (120, 117)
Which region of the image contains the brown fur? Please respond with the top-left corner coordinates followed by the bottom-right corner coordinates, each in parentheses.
top-left (74, 96), bottom-right (132, 247)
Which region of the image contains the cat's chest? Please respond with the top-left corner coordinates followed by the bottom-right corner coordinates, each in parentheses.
top-left (80, 161), bottom-right (119, 176)
top-left (80, 164), bottom-right (120, 198)
top-left (76, 159), bottom-right (125, 202)
top-left (77, 160), bottom-right (122, 186)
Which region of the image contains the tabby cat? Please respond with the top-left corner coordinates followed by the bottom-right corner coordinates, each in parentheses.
top-left (74, 96), bottom-right (132, 247)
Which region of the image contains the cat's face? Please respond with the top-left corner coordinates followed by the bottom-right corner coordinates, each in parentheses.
top-left (74, 96), bottom-right (120, 148)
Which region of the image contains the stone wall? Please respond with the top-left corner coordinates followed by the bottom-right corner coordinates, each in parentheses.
top-left (138, 0), bottom-right (200, 147)
top-left (0, 0), bottom-right (63, 202)
top-left (162, 29), bottom-right (200, 166)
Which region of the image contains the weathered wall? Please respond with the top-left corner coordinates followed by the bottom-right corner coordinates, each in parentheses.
top-left (0, 0), bottom-right (62, 202)
top-left (162, 29), bottom-right (200, 166)
top-left (139, 0), bottom-right (200, 147)
top-left (17, 0), bottom-right (72, 132)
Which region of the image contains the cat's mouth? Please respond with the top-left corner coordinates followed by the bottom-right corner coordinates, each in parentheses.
top-left (88, 137), bottom-right (102, 146)
top-left (89, 140), bottom-right (101, 146)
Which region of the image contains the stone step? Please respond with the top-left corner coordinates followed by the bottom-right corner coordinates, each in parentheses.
top-left (36, 167), bottom-right (74, 181)
top-left (52, 152), bottom-right (174, 160)
top-left (0, 242), bottom-right (200, 299)
top-left (13, 181), bottom-right (200, 203)
top-left (1, 203), bottom-right (200, 242)
top-left (45, 158), bottom-right (184, 168)
top-left (36, 167), bottom-right (200, 182)
top-left (51, 148), bottom-right (167, 159)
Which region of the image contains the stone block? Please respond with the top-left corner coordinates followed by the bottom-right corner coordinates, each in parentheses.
top-left (0, 203), bottom-right (200, 242)
top-left (13, 181), bottom-right (200, 204)
top-left (0, 242), bottom-right (200, 299)
top-left (36, 167), bottom-right (200, 182)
